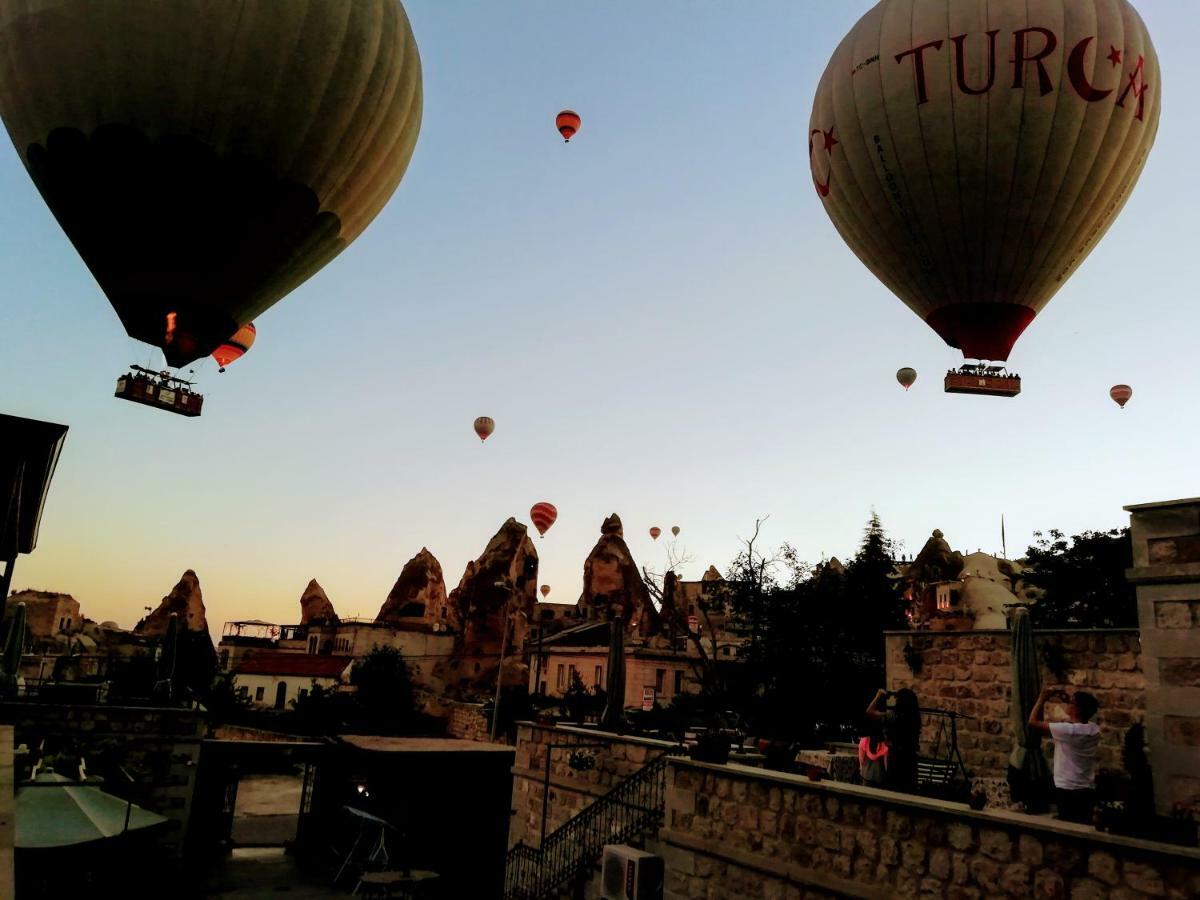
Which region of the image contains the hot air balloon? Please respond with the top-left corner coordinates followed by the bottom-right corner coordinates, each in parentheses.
top-left (212, 323), bottom-right (256, 373)
top-left (0, 2), bottom-right (423, 369)
top-left (540, 585), bottom-right (551, 599)
top-left (896, 367), bottom-right (917, 391)
top-left (671, 526), bottom-right (680, 538)
top-left (530, 502), bottom-right (558, 537)
top-left (649, 527), bottom-right (662, 541)
top-left (1110, 384), bottom-right (1133, 408)
top-left (556, 110), bottom-right (581, 142)
top-left (474, 416), bottom-right (495, 441)
top-left (810, 0), bottom-right (1160, 397)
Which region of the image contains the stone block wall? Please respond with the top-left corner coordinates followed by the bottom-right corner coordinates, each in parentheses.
top-left (0, 702), bottom-right (204, 853)
top-left (659, 759), bottom-right (1200, 900)
top-left (1126, 497), bottom-right (1200, 817)
top-left (884, 630), bottom-right (1144, 781)
top-left (0, 726), bottom-right (12, 899)
top-left (510, 722), bottom-right (677, 848)
top-left (446, 701), bottom-right (490, 743)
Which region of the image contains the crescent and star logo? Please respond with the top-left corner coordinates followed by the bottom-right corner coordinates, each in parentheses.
top-left (809, 127), bottom-right (838, 198)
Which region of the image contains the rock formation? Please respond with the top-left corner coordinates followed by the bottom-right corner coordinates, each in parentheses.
top-left (136, 570), bottom-right (209, 635)
top-left (577, 513), bottom-right (659, 637)
top-left (299, 579), bottom-right (338, 625)
top-left (376, 548), bottom-right (450, 624)
top-left (436, 518), bottom-right (538, 693)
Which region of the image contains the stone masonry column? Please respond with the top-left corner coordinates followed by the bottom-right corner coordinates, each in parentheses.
top-left (1125, 497), bottom-right (1200, 817)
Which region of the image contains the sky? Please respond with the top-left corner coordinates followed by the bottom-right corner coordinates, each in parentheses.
top-left (2, 1), bottom-right (1197, 637)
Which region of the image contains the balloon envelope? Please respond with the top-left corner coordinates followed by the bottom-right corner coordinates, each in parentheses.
top-left (649, 527), bottom-right (661, 541)
top-left (1110, 384), bottom-right (1133, 408)
top-left (474, 416), bottom-right (495, 441)
top-left (556, 110), bottom-right (581, 142)
top-left (213, 323), bottom-right (256, 371)
top-left (810, 0), bottom-right (1160, 361)
top-left (896, 367), bottom-right (917, 390)
top-left (530, 502), bottom-right (558, 537)
top-left (540, 585), bottom-right (551, 598)
top-left (671, 526), bottom-right (680, 538)
top-left (0, 1), bottom-right (423, 366)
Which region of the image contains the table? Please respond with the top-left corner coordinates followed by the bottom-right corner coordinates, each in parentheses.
top-left (355, 869), bottom-right (440, 898)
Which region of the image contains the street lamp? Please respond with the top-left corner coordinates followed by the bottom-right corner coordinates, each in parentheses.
top-left (490, 579), bottom-right (527, 742)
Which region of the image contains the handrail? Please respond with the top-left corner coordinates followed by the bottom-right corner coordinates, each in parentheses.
top-left (504, 748), bottom-right (684, 899)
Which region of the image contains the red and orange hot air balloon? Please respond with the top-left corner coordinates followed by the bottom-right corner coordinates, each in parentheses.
top-left (810, 0), bottom-right (1161, 388)
top-left (530, 502), bottom-right (558, 537)
top-left (649, 527), bottom-right (662, 541)
top-left (540, 585), bottom-right (551, 599)
top-left (212, 323), bottom-right (256, 373)
top-left (474, 416), bottom-right (495, 441)
top-left (1110, 384), bottom-right (1133, 408)
top-left (556, 110), bottom-right (581, 142)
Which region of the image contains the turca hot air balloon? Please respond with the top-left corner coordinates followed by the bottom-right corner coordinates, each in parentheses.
top-left (556, 110), bottom-right (581, 142)
top-left (530, 502), bottom-right (558, 538)
top-left (897, 367), bottom-right (917, 391)
top-left (649, 527), bottom-right (661, 541)
top-left (474, 416), bottom-right (495, 441)
top-left (1110, 384), bottom-right (1133, 408)
top-left (810, 0), bottom-right (1160, 398)
top-left (0, 0), bottom-right (423, 416)
top-left (213, 323), bottom-right (256, 373)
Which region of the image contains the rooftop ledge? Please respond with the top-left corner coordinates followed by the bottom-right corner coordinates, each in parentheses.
top-left (1124, 497), bottom-right (1200, 511)
top-left (671, 758), bottom-right (1200, 863)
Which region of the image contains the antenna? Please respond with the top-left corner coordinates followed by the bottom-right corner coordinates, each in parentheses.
top-left (1001, 514), bottom-right (1007, 560)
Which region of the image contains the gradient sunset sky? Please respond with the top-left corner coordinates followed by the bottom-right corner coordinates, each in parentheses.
top-left (2, 1), bottom-right (1197, 637)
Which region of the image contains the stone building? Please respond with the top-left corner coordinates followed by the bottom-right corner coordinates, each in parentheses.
top-left (3, 589), bottom-right (79, 647)
top-left (231, 651), bottom-right (352, 710)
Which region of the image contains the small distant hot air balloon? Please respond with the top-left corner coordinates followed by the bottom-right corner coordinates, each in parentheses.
top-left (671, 526), bottom-right (680, 538)
top-left (556, 110), bottom-right (581, 142)
top-left (474, 416), bottom-right (495, 441)
top-left (649, 527), bottom-right (661, 541)
top-left (530, 502), bottom-right (558, 537)
top-left (1110, 385), bottom-right (1133, 409)
top-left (896, 367), bottom-right (917, 391)
top-left (212, 323), bottom-right (256, 373)
top-left (541, 585), bottom-right (551, 599)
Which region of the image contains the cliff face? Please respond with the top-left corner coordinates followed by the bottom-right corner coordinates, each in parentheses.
top-left (299, 579), bottom-right (338, 625)
top-left (577, 514), bottom-right (659, 637)
top-left (436, 518), bottom-right (538, 693)
top-left (376, 548), bottom-right (449, 624)
top-left (136, 570), bottom-right (209, 636)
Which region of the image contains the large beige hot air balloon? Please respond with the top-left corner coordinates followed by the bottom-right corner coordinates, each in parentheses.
top-left (0, 0), bottom-right (422, 368)
top-left (810, 0), bottom-right (1159, 379)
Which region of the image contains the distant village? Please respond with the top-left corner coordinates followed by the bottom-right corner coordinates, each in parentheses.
top-left (5, 514), bottom-right (1038, 722)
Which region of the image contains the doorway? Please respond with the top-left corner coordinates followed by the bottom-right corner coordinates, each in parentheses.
top-left (274, 681), bottom-right (287, 710)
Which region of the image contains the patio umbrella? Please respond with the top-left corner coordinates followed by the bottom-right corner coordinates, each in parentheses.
top-left (1007, 607), bottom-right (1050, 812)
top-left (601, 614), bottom-right (625, 731)
top-left (16, 773), bottom-right (167, 849)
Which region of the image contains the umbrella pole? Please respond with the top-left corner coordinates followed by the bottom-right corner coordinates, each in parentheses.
top-left (0, 557), bottom-right (14, 622)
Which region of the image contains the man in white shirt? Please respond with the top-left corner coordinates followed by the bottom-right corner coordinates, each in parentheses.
top-left (1028, 686), bottom-right (1101, 824)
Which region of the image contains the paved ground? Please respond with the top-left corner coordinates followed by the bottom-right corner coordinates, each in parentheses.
top-left (232, 772), bottom-right (303, 846)
top-left (201, 848), bottom-right (349, 899)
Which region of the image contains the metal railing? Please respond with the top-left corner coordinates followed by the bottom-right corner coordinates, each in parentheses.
top-left (504, 747), bottom-right (683, 900)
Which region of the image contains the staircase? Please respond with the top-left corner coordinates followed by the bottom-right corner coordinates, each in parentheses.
top-left (504, 750), bottom-right (679, 900)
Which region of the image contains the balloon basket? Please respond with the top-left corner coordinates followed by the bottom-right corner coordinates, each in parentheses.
top-left (944, 364), bottom-right (1021, 398)
top-left (114, 365), bottom-right (204, 417)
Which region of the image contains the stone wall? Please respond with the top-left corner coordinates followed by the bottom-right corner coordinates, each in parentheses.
top-left (0, 726), bottom-right (12, 899)
top-left (510, 722), bottom-right (678, 848)
top-left (884, 629), bottom-right (1144, 781)
top-left (0, 702), bottom-right (204, 853)
top-left (1126, 497), bottom-right (1200, 817)
top-left (659, 759), bottom-right (1200, 900)
top-left (446, 701), bottom-right (490, 743)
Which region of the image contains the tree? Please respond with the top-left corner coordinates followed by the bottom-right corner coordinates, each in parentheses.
top-left (351, 646), bottom-right (416, 732)
top-left (843, 511), bottom-right (908, 638)
top-left (1024, 528), bottom-right (1136, 627)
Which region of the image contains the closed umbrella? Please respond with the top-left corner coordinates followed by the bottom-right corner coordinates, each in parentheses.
top-left (602, 615), bottom-right (625, 731)
top-left (1007, 607), bottom-right (1050, 812)
top-left (16, 773), bottom-right (167, 849)
top-left (1, 601), bottom-right (27, 693)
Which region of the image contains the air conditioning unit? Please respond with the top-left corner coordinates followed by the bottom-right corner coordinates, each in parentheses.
top-left (601, 845), bottom-right (664, 900)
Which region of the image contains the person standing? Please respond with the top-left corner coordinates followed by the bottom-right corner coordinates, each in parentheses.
top-left (867, 688), bottom-right (921, 793)
top-left (1028, 686), bottom-right (1101, 824)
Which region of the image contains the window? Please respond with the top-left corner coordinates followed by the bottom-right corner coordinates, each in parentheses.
top-left (594, 665), bottom-right (602, 687)
top-left (255, 686), bottom-right (265, 702)
top-left (569, 665), bottom-right (577, 687)
top-left (557, 664), bottom-right (565, 691)
top-left (655, 669), bottom-right (665, 692)
top-left (308, 635), bottom-right (318, 654)
top-left (674, 670), bottom-right (683, 695)
top-left (219, 650), bottom-right (230, 671)
top-left (58, 617), bottom-right (65, 631)
top-left (688, 604), bottom-right (696, 615)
